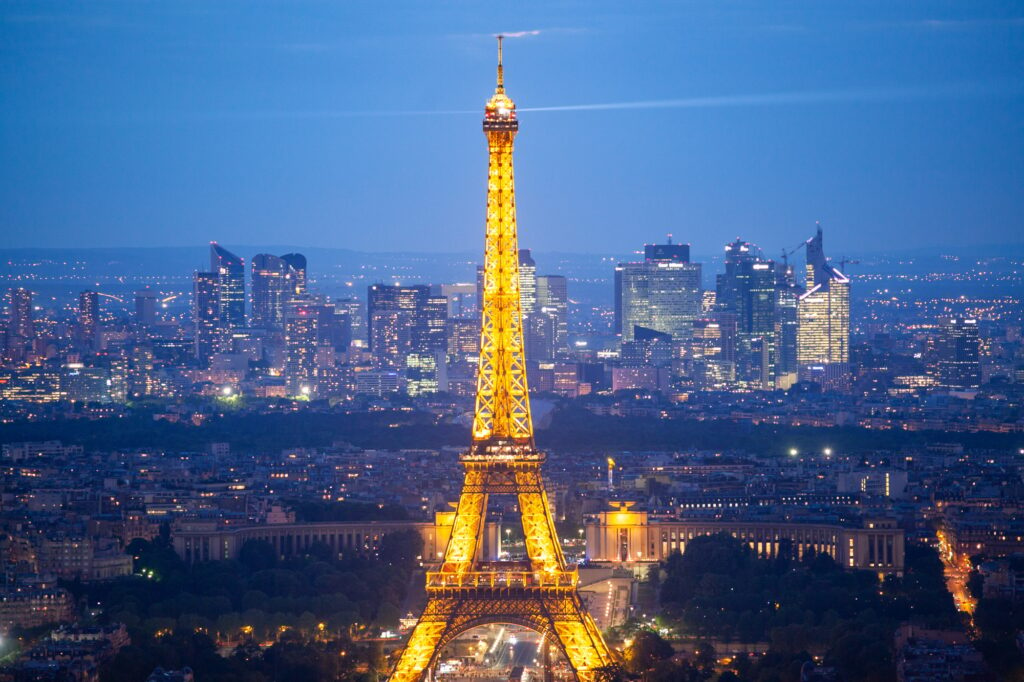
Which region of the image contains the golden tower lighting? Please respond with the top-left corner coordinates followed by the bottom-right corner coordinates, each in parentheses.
top-left (388, 37), bottom-right (616, 682)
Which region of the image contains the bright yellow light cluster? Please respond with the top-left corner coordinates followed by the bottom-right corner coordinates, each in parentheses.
top-left (388, 38), bottom-right (616, 682)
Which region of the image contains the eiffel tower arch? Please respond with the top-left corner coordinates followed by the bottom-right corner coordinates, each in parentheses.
top-left (388, 37), bottom-right (617, 682)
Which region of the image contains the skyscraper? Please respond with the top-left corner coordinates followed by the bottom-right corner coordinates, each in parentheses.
top-left (251, 254), bottom-right (295, 329)
top-left (8, 287), bottom-right (34, 339)
top-left (616, 239), bottom-right (702, 343)
top-left (774, 264), bottom-right (801, 387)
top-left (369, 308), bottom-right (412, 368)
top-left (936, 318), bottom-right (981, 389)
top-left (134, 289), bottom-right (157, 328)
top-left (524, 310), bottom-right (557, 362)
top-left (77, 290), bottom-right (100, 349)
top-left (334, 298), bottom-right (365, 346)
top-left (644, 237), bottom-right (689, 263)
top-left (366, 284), bottom-right (447, 371)
top-left (193, 271), bottom-right (220, 363)
top-left (446, 317), bottom-right (479, 361)
top-left (406, 350), bottom-right (448, 396)
top-left (210, 243), bottom-right (245, 329)
top-left (438, 283), bottom-right (477, 318)
top-left (518, 249), bottom-right (537, 317)
top-left (536, 274), bottom-right (568, 355)
top-left (715, 239), bottom-right (777, 388)
top-left (688, 319), bottom-right (734, 389)
top-left (280, 253), bottom-right (307, 296)
top-left (797, 225), bottom-right (850, 368)
top-left (284, 302), bottom-right (318, 396)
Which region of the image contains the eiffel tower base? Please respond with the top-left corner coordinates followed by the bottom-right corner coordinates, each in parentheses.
top-left (391, 592), bottom-right (614, 682)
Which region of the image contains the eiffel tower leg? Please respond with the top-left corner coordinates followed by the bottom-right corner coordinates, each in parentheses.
top-left (443, 469), bottom-right (488, 571)
top-left (516, 468), bottom-right (567, 573)
top-left (389, 598), bottom-right (456, 682)
top-left (546, 596), bottom-right (617, 682)
top-left (543, 632), bottom-right (553, 682)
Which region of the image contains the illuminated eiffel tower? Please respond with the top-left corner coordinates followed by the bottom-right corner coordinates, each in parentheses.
top-left (388, 37), bottom-right (616, 682)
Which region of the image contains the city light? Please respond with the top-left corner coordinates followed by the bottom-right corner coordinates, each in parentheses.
top-left (0, 8), bottom-right (1014, 682)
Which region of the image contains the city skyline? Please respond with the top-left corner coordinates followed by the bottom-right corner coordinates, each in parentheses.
top-left (2, 1), bottom-right (1023, 255)
top-left (0, 6), bottom-right (1022, 682)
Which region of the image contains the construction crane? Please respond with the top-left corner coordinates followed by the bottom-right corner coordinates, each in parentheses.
top-left (780, 240), bottom-right (806, 269)
top-left (833, 257), bottom-right (860, 273)
top-left (96, 293), bottom-right (124, 303)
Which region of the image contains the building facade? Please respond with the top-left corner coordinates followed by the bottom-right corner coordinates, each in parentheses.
top-left (797, 226), bottom-right (850, 369)
top-left (616, 239), bottom-right (702, 343)
top-left (585, 504), bottom-right (904, 575)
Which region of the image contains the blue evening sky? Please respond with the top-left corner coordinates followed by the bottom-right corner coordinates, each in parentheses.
top-left (1, 1), bottom-right (1022, 256)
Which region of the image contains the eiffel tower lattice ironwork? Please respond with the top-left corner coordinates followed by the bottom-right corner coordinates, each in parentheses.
top-left (388, 37), bottom-right (616, 682)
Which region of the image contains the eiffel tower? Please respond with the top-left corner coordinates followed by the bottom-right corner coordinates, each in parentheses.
top-left (388, 37), bottom-right (616, 682)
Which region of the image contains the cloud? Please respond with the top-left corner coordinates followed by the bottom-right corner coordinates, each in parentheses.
top-left (519, 82), bottom-right (1024, 113)
top-left (501, 30), bottom-right (542, 38)
top-left (856, 17), bottom-right (1024, 31)
top-left (65, 82), bottom-right (1021, 124)
top-left (447, 27), bottom-right (587, 41)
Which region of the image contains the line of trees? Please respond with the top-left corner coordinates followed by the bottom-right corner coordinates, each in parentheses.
top-left (67, 528), bottom-right (423, 681)
top-left (651, 533), bottom-right (958, 681)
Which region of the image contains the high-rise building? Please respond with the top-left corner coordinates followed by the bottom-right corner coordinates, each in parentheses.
top-left (193, 271), bottom-right (220, 363)
top-left (251, 254), bottom-right (295, 329)
top-left (418, 295), bottom-right (449, 354)
top-left (77, 290), bottom-right (100, 349)
top-left (369, 308), bottom-right (413, 369)
top-left (366, 285), bottom-right (447, 368)
top-left (475, 264), bottom-right (485, 314)
top-left (936, 318), bottom-right (981, 389)
top-left (621, 326), bottom-right (674, 367)
top-left (438, 283), bottom-right (476, 318)
top-left (134, 289), bottom-right (158, 328)
top-left (689, 319), bottom-right (735, 389)
top-left (129, 344), bottom-right (155, 398)
top-left (280, 253), bottom-right (307, 296)
top-left (615, 239), bottom-right (701, 343)
top-left (284, 302), bottom-right (318, 396)
top-left (774, 265), bottom-right (801, 388)
top-left (210, 243), bottom-right (245, 329)
top-left (715, 239), bottom-right (777, 388)
top-left (644, 238), bottom-right (689, 263)
top-left (518, 249), bottom-right (537, 316)
top-left (7, 288), bottom-right (34, 339)
top-left (446, 317), bottom-right (479, 362)
top-left (536, 274), bottom-right (568, 355)
top-left (797, 225), bottom-right (850, 367)
top-left (406, 350), bottom-right (448, 396)
top-left (524, 310), bottom-right (557, 362)
top-left (334, 298), bottom-right (365, 346)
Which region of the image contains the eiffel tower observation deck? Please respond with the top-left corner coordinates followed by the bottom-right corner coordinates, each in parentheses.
top-left (388, 37), bottom-right (617, 682)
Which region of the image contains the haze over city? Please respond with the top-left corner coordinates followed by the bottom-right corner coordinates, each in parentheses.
top-left (2, 0), bottom-right (1023, 254)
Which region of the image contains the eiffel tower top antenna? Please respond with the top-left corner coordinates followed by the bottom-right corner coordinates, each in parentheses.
top-left (496, 34), bottom-right (504, 92)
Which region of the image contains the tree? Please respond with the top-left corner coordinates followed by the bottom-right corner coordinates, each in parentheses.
top-left (378, 529), bottom-right (424, 568)
top-left (624, 631), bottom-right (675, 674)
top-left (239, 540), bottom-right (277, 572)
